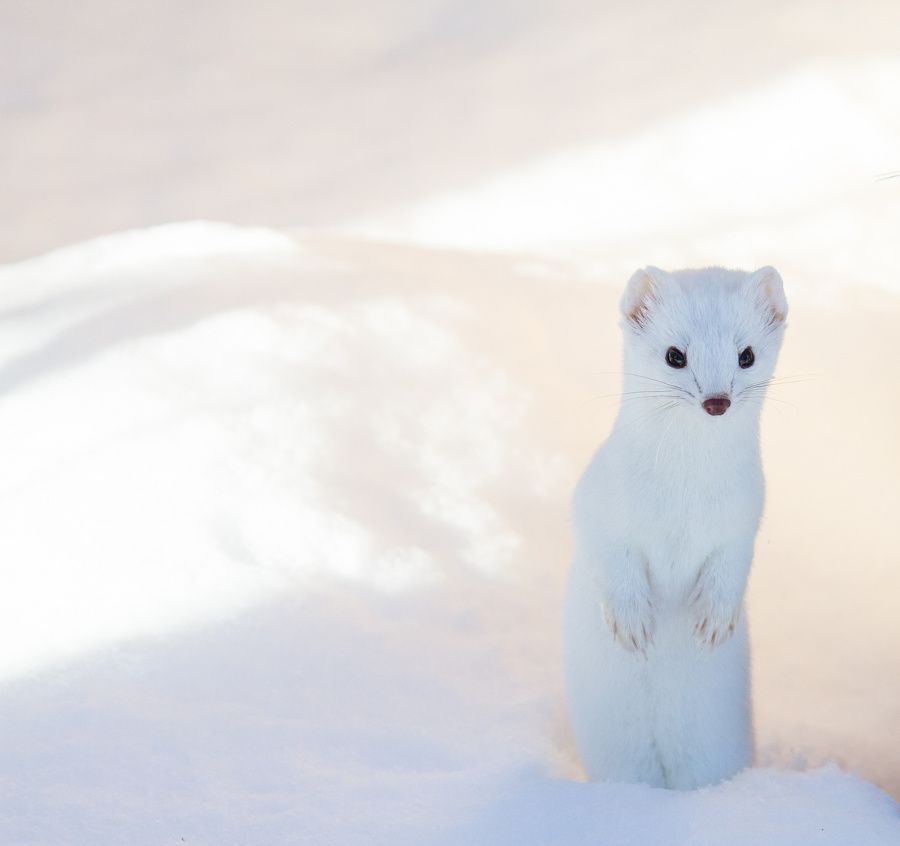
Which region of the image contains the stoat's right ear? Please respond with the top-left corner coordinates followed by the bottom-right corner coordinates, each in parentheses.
top-left (621, 266), bottom-right (668, 327)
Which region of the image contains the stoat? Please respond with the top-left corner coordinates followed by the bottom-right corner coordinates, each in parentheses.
top-left (562, 265), bottom-right (787, 789)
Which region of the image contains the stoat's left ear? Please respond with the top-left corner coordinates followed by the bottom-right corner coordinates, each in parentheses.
top-left (745, 266), bottom-right (787, 325)
top-left (621, 266), bottom-right (670, 327)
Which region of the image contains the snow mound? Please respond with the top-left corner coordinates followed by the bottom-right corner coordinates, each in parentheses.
top-left (0, 224), bottom-right (897, 843)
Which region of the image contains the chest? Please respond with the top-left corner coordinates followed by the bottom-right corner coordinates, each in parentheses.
top-left (622, 446), bottom-right (763, 595)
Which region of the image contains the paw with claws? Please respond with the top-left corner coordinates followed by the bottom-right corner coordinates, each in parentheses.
top-left (601, 589), bottom-right (656, 657)
top-left (690, 580), bottom-right (741, 651)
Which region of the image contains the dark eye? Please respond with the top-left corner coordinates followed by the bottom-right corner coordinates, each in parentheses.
top-left (738, 346), bottom-right (755, 368)
top-left (665, 347), bottom-right (686, 368)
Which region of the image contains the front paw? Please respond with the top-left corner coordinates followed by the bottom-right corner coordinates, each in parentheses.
top-left (690, 583), bottom-right (741, 650)
top-left (602, 591), bottom-right (656, 657)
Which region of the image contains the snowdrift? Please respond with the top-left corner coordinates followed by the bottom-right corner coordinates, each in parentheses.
top-left (0, 223), bottom-right (897, 843)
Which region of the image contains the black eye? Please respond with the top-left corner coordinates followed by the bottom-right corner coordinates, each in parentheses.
top-left (738, 346), bottom-right (755, 368)
top-left (665, 347), bottom-right (686, 368)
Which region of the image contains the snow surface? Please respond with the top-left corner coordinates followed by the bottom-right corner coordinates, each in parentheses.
top-left (3, 1), bottom-right (900, 842)
top-left (0, 224), bottom-right (898, 843)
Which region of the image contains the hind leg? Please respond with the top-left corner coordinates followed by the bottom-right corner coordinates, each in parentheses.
top-left (652, 614), bottom-right (753, 789)
top-left (562, 558), bottom-right (665, 786)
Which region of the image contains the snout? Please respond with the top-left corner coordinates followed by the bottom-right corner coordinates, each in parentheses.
top-left (702, 395), bottom-right (731, 416)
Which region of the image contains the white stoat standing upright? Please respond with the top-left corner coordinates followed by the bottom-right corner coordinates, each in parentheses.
top-left (562, 265), bottom-right (787, 790)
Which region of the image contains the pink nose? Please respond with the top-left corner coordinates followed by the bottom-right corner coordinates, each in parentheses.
top-left (702, 397), bottom-right (731, 416)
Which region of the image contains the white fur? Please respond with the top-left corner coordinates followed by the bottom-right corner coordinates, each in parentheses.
top-left (562, 265), bottom-right (787, 790)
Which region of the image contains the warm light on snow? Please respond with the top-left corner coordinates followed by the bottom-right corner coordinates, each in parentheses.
top-left (2, 3), bottom-right (900, 841)
top-left (0, 227), bottom-right (531, 680)
top-left (0, 222), bottom-right (898, 843)
top-left (349, 59), bottom-right (900, 294)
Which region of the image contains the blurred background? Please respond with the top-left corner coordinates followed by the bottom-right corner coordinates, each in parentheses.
top-left (1, 2), bottom-right (900, 842)
top-left (2, 0), bottom-right (898, 264)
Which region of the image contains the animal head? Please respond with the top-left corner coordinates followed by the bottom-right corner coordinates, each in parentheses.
top-left (618, 265), bottom-right (787, 420)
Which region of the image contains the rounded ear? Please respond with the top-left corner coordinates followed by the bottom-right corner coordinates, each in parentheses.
top-left (620, 266), bottom-right (670, 327)
top-left (745, 266), bottom-right (787, 325)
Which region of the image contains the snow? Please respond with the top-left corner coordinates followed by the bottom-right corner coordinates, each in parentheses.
top-left (348, 57), bottom-right (900, 299)
top-left (0, 225), bottom-right (525, 679)
top-left (0, 226), bottom-right (898, 843)
top-left (2, 1), bottom-right (900, 842)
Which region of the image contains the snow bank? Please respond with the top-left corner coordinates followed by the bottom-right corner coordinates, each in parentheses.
top-left (0, 224), bottom-right (898, 842)
top-left (0, 223), bottom-right (534, 679)
top-left (2, 596), bottom-right (896, 845)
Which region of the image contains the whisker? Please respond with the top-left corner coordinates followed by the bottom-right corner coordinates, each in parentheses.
top-left (739, 373), bottom-right (815, 404)
top-left (621, 372), bottom-right (693, 394)
top-left (766, 398), bottom-right (799, 409)
top-left (617, 399), bottom-right (681, 434)
top-left (745, 374), bottom-right (816, 390)
top-left (739, 395), bottom-right (799, 411)
top-left (578, 391), bottom-right (684, 415)
top-left (581, 389), bottom-right (683, 403)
